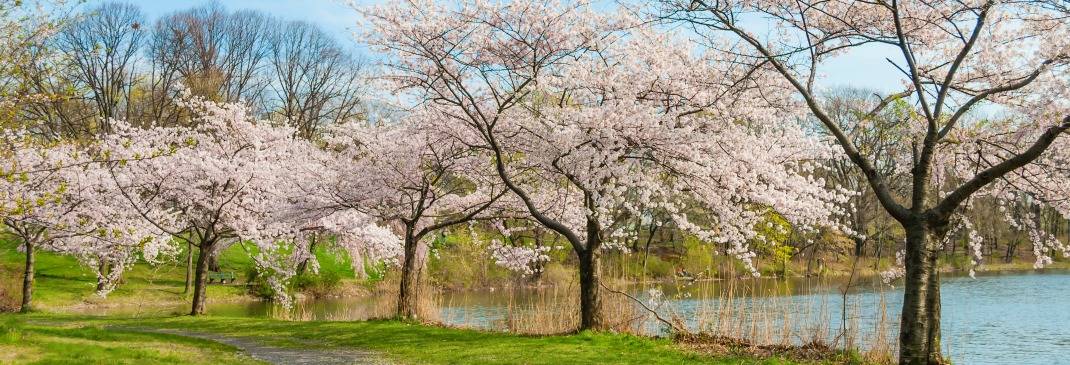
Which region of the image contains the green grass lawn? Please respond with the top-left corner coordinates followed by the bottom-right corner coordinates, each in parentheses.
top-left (1, 314), bottom-right (811, 365)
top-left (0, 315), bottom-right (263, 364)
top-left (0, 239), bottom-right (362, 312)
top-left (0, 241), bottom-right (254, 310)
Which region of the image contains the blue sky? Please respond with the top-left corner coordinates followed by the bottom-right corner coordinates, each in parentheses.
top-left (127, 0), bottom-right (904, 93)
top-left (135, 0), bottom-right (369, 50)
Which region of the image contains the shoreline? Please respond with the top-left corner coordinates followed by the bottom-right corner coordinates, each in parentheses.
top-left (35, 260), bottom-right (1069, 314)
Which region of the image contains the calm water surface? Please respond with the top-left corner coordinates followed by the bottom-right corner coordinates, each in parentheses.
top-left (99, 270), bottom-right (1070, 365)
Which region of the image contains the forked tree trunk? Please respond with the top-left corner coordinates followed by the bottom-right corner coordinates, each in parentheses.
top-left (898, 221), bottom-right (946, 365)
top-left (190, 241), bottom-right (214, 316)
top-left (96, 261), bottom-right (110, 292)
top-left (184, 241), bottom-right (193, 294)
top-left (20, 241), bottom-right (35, 313)
top-left (351, 248), bottom-right (367, 280)
top-left (925, 253), bottom-right (942, 364)
top-left (297, 235), bottom-right (318, 275)
top-left (397, 231), bottom-right (422, 319)
top-left (641, 222), bottom-right (658, 280)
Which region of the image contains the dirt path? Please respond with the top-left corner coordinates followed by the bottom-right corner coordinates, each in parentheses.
top-left (131, 328), bottom-right (391, 365)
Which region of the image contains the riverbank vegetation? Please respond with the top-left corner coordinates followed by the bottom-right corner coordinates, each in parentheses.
top-left (4, 234), bottom-right (1063, 313)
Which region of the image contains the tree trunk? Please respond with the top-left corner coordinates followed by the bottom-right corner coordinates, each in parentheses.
top-left (852, 208), bottom-right (867, 257)
top-left (351, 248), bottom-right (367, 280)
top-left (184, 241), bottom-right (193, 294)
top-left (530, 232), bottom-right (547, 281)
top-left (20, 241), bottom-right (35, 313)
top-left (297, 235), bottom-right (318, 275)
top-left (641, 221), bottom-right (658, 280)
top-left (577, 246), bottom-right (604, 331)
top-left (96, 261), bottom-right (109, 292)
top-left (208, 252), bottom-right (221, 272)
top-left (397, 231), bottom-right (422, 320)
top-left (898, 221), bottom-right (946, 365)
top-left (190, 241), bottom-right (213, 316)
top-left (1004, 234), bottom-right (1019, 263)
top-left (925, 253), bottom-right (942, 364)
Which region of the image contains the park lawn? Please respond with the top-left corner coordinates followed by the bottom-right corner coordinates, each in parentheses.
top-left (0, 239), bottom-right (361, 312)
top-left (0, 315), bottom-right (263, 364)
top-left (0, 240), bottom-right (253, 310)
top-left (2, 314), bottom-right (810, 365)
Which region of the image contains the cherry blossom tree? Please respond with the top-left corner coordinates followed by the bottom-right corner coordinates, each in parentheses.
top-left (658, 0), bottom-right (1070, 363)
top-left (320, 108), bottom-right (507, 319)
top-left (103, 93), bottom-right (327, 315)
top-left (0, 132), bottom-right (170, 311)
top-left (363, 0), bottom-right (847, 329)
top-left (0, 136), bottom-right (86, 312)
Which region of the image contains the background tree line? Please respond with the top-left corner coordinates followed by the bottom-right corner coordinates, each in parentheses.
top-left (17, 1), bottom-right (364, 141)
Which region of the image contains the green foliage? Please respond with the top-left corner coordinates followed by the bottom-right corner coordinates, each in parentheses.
top-left (939, 253), bottom-right (976, 271)
top-left (428, 229), bottom-right (514, 289)
top-left (364, 260), bottom-right (388, 282)
top-left (246, 241), bottom-right (358, 299)
top-left (291, 270), bottom-right (342, 298)
top-left (243, 266), bottom-right (275, 299)
top-left (752, 212), bottom-right (796, 277)
top-left (678, 236), bottom-right (717, 278)
top-left (615, 253), bottom-right (674, 280)
top-left (293, 242), bottom-right (356, 297)
top-left (539, 262), bottom-right (576, 286)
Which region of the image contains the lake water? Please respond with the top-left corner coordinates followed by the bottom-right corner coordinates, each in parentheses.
top-left (101, 270), bottom-right (1070, 365)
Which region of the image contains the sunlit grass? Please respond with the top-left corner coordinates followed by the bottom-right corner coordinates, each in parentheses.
top-left (0, 315), bottom-right (262, 364)
top-left (0, 240), bottom-right (260, 310)
top-left (4, 314), bottom-right (814, 365)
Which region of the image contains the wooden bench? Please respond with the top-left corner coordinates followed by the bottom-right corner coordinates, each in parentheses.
top-left (208, 271), bottom-right (237, 284)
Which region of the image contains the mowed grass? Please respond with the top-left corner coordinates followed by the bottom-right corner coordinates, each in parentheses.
top-left (0, 237), bottom-right (365, 312)
top-left (3, 314), bottom-right (806, 365)
top-left (0, 315), bottom-right (262, 364)
top-left (0, 240), bottom-right (256, 310)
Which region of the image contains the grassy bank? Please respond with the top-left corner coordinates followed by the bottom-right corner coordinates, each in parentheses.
top-left (0, 241), bottom-right (254, 311)
top-left (0, 239), bottom-right (367, 312)
top-left (1, 314), bottom-right (825, 364)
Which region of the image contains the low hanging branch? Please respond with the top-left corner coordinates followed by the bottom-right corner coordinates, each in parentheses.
top-left (598, 282), bottom-right (685, 334)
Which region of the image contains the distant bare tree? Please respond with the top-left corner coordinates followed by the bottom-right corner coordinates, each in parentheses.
top-left (56, 2), bottom-right (145, 132)
top-left (138, 24), bottom-right (185, 127)
top-left (17, 43), bottom-right (95, 139)
top-left (151, 3), bottom-right (270, 109)
top-left (817, 88), bottom-right (911, 257)
top-left (266, 21), bottom-right (364, 139)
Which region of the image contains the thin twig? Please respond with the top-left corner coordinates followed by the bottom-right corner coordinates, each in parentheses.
top-left (598, 282), bottom-right (685, 334)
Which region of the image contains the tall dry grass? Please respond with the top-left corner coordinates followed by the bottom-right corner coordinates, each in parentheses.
top-left (269, 270), bottom-right (897, 363)
top-left (0, 266), bottom-right (21, 311)
top-left (478, 276), bottom-right (897, 362)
